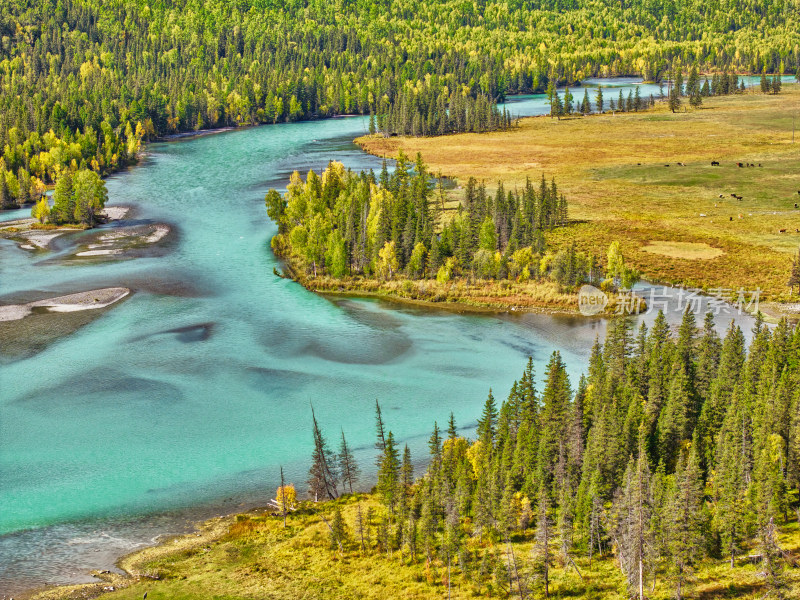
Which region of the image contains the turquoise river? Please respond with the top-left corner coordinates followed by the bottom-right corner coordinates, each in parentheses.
top-left (0, 79), bottom-right (767, 594)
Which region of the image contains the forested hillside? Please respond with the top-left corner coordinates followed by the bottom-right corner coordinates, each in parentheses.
top-left (304, 311), bottom-right (800, 599)
top-left (2, 0), bottom-right (800, 207)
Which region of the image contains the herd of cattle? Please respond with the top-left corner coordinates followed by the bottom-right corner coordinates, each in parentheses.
top-left (634, 160), bottom-right (800, 234)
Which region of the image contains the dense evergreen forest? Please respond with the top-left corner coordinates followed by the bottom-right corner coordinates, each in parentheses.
top-left (265, 156), bottom-right (613, 287)
top-left (2, 0), bottom-right (800, 207)
top-left (305, 311), bottom-right (800, 599)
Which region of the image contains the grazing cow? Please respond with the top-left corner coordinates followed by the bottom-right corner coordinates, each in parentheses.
top-left (780, 229), bottom-right (787, 233)
top-left (730, 216), bottom-right (733, 221)
top-left (719, 194), bottom-right (725, 198)
top-left (665, 164), bottom-right (670, 167)
top-left (711, 161), bottom-right (720, 166)
top-left (738, 214), bottom-right (744, 218)
top-left (795, 203), bottom-right (798, 209)
top-left (758, 163), bottom-right (762, 167)
top-left (738, 162), bottom-right (744, 167)
top-left (730, 193), bottom-right (737, 198)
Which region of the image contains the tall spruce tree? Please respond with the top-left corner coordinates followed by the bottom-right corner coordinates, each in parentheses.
top-left (308, 407), bottom-right (339, 501)
top-left (338, 429), bottom-right (360, 494)
top-left (377, 431), bottom-right (401, 513)
top-left (666, 443), bottom-right (704, 599)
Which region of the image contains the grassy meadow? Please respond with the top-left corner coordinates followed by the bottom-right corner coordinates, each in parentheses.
top-left (357, 86), bottom-right (800, 310)
top-left (30, 495), bottom-right (800, 600)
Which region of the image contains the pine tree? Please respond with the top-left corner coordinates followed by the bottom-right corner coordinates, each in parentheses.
top-left (355, 503), bottom-right (368, 552)
top-left (308, 407), bottom-right (339, 501)
top-left (377, 431), bottom-right (401, 513)
top-left (713, 384), bottom-right (753, 567)
top-left (698, 323), bottom-right (745, 471)
top-left (668, 84), bottom-right (682, 113)
top-left (534, 487), bottom-right (554, 599)
top-left (667, 444), bottom-right (704, 600)
top-left (447, 412), bottom-right (458, 440)
top-left (401, 444), bottom-right (414, 492)
top-left (338, 429), bottom-right (360, 494)
top-left (16, 168), bottom-right (30, 205)
top-left (595, 86), bottom-right (604, 113)
top-left (657, 361), bottom-right (692, 472)
top-left (374, 399), bottom-right (387, 467)
top-left (582, 88), bottom-right (591, 114)
top-left (51, 171), bottom-right (75, 224)
top-left (771, 74), bottom-right (782, 95)
top-left (695, 312), bottom-right (721, 403)
top-left (612, 430), bottom-right (653, 600)
top-left (536, 352), bottom-right (571, 496)
top-left (477, 390), bottom-right (499, 448)
top-left (328, 506), bottom-right (348, 553)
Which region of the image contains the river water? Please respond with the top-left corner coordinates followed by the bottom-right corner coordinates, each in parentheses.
top-left (0, 79), bottom-right (767, 594)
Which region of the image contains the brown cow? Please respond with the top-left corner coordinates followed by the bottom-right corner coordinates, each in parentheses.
top-left (780, 229), bottom-right (787, 233)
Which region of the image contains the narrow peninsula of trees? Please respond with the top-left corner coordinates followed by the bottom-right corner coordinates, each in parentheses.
top-left (265, 155), bottom-right (610, 290)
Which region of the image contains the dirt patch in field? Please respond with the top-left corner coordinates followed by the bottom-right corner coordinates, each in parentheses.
top-left (640, 241), bottom-right (724, 260)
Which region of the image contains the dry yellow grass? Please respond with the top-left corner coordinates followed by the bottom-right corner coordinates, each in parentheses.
top-left (641, 241), bottom-right (725, 260)
top-left (299, 274), bottom-right (583, 314)
top-left (357, 86), bottom-right (800, 302)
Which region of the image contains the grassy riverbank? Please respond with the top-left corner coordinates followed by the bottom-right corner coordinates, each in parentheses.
top-left (357, 86), bottom-right (800, 311)
top-left (290, 270), bottom-right (586, 315)
top-left (29, 495), bottom-right (800, 600)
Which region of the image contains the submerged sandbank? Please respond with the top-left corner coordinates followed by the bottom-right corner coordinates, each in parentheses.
top-left (0, 288), bottom-right (131, 323)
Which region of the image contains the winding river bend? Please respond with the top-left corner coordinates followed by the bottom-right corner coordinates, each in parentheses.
top-left (0, 79), bottom-right (764, 594)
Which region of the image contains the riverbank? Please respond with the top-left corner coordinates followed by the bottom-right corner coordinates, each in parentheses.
top-left (279, 258), bottom-right (645, 317)
top-left (26, 495), bottom-right (800, 600)
top-left (291, 267), bottom-right (578, 315)
top-left (356, 85), bottom-right (800, 309)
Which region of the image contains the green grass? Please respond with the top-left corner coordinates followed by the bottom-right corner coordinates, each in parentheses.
top-left (33, 497), bottom-right (800, 600)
